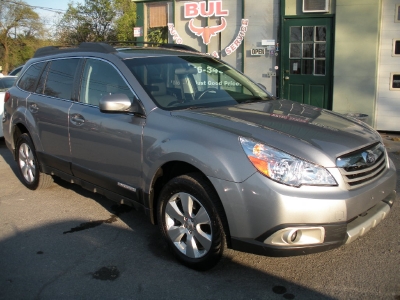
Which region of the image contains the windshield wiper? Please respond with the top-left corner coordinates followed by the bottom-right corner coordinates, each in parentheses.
top-left (181, 105), bottom-right (208, 110)
top-left (239, 98), bottom-right (265, 104)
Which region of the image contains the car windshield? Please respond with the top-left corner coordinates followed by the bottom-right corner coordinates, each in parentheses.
top-left (0, 77), bottom-right (16, 92)
top-left (123, 55), bottom-right (272, 110)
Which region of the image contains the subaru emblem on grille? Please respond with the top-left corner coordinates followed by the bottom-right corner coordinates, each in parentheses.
top-left (362, 150), bottom-right (376, 165)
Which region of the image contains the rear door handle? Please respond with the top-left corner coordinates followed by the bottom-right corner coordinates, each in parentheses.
top-left (28, 103), bottom-right (39, 113)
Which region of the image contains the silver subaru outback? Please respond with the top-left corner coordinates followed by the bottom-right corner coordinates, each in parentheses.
top-left (2, 43), bottom-right (396, 270)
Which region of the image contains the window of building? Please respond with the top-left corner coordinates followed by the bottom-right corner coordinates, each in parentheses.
top-left (145, 2), bottom-right (171, 43)
top-left (289, 26), bottom-right (326, 75)
top-left (390, 73), bottom-right (400, 90)
top-left (148, 3), bottom-right (167, 28)
top-left (396, 4), bottom-right (400, 22)
top-left (393, 40), bottom-right (400, 56)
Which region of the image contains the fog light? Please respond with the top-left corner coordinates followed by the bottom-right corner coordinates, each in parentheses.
top-left (290, 230), bottom-right (297, 242)
top-left (264, 227), bottom-right (325, 246)
top-left (283, 229), bottom-right (302, 244)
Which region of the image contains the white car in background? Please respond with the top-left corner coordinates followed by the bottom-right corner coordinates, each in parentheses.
top-left (0, 76), bottom-right (17, 137)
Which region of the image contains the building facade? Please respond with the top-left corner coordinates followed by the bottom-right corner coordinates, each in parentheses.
top-left (132, 0), bottom-right (399, 131)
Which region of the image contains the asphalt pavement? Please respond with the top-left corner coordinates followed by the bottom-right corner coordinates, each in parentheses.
top-left (0, 133), bottom-right (399, 300)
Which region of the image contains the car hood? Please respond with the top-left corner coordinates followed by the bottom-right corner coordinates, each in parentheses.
top-left (171, 99), bottom-right (382, 167)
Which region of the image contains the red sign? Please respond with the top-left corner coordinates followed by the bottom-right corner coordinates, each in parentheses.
top-left (184, 1), bottom-right (229, 18)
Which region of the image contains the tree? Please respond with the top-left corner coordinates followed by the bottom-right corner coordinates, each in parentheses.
top-left (56, 0), bottom-right (118, 45)
top-left (0, 0), bottom-right (44, 74)
top-left (114, 0), bottom-right (137, 41)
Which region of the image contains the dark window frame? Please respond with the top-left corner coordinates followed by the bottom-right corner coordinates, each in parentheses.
top-left (393, 39), bottom-right (400, 56)
top-left (390, 73), bottom-right (400, 90)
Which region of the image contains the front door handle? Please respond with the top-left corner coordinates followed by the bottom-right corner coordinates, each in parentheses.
top-left (70, 114), bottom-right (85, 126)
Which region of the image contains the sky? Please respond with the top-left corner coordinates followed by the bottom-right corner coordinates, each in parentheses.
top-left (26, 0), bottom-right (83, 28)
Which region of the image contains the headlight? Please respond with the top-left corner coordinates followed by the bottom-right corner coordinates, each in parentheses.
top-left (239, 137), bottom-right (337, 187)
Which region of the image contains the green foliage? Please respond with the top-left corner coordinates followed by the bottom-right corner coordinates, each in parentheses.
top-left (114, 0), bottom-right (137, 41)
top-left (0, 0), bottom-right (45, 73)
top-left (56, 0), bottom-right (114, 44)
top-left (147, 27), bottom-right (168, 44)
top-left (0, 0), bottom-right (144, 73)
top-left (57, 0), bottom-right (137, 45)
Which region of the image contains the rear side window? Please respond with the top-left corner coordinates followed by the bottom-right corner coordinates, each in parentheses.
top-left (43, 59), bottom-right (80, 100)
top-left (18, 62), bottom-right (46, 92)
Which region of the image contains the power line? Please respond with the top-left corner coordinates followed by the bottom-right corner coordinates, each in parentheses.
top-left (1, 0), bottom-right (66, 14)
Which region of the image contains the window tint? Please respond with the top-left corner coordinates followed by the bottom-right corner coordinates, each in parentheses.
top-left (36, 63), bottom-right (50, 95)
top-left (80, 59), bottom-right (134, 106)
top-left (18, 62), bottom-right (46, 92)
top-left (43, 59), bottom-right (80, 100)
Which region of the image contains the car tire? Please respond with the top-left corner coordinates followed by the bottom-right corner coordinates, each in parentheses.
top-left (157, 173), bottom-right (226, 271)
top-left (16, 133), bottom-right (53, 190)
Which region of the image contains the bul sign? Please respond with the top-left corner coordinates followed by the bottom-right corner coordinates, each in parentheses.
top-left (168, 0), bottom-right (249, 56)
top-left (184, 1), bottom-right (229, 18)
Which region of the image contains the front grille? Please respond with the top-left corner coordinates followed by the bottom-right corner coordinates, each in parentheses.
top-left (337, 143), bottom-right (387, 190)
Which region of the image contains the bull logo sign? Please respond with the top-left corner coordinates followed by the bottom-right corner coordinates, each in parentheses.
top-left (185, 1), bottom-right (228, 45)
top-left (167, 0), bottom-right (249, 57)
top-left (188, 17), bottom-right (227, 45)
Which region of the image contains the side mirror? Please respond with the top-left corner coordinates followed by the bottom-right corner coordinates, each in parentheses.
top-left (99, 93), bottom-right (143, 115)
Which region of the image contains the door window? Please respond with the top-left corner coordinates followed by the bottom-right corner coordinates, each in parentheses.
top-left (79, 59), bottom-right (135, 106)
top-left (289, 26), bottom-right (326, 75)
top-left (43, 59), bottom-right (80, 100)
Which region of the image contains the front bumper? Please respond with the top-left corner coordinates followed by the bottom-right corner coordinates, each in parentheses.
top-left (230, 190), bottom-right (396, 257)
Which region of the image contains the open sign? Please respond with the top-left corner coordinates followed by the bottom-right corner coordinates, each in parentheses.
top-left (251, 48), bottom-right (265, 56)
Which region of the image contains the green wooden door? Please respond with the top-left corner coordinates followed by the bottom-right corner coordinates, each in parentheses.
top-left (281, 18), bottom-right (333, 109)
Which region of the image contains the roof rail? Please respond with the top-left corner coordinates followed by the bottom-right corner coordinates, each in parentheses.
top-left (33, 41), bottom-right (199, 58)
top-left (107, 41), bottom-right (200, 52)
top-left (159, 43), bottom-right (199, 52)
top-left (33, 42), bottom-right (116, 58)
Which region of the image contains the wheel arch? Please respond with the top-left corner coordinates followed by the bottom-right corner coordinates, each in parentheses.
top-left (11, 123), bottom-right (29, 159)
top-left (148, 160), bottom-right (232, 248)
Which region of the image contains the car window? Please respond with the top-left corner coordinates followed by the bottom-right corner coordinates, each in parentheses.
top-left (79, 59), bottom-right (135, 106)
top-left (0, 77), bottom-right (16, 91)
top-left (43, 59), bottom-right (80, 100)
top-left (18, 62), bottom-right (46, 92)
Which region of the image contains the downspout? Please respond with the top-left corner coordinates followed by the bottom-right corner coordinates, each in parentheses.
top-left (278, 0), bottom-right (285, 98)
top-left (241, 0), bottom-right (245, 72)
